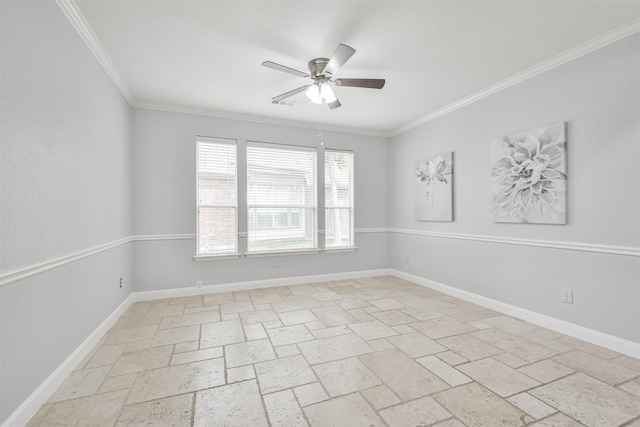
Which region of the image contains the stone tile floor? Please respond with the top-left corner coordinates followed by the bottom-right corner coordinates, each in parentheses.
top-left (27, 276), bottom-right (640, 426)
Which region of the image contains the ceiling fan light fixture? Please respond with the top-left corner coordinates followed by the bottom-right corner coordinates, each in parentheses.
top-left (305, 82), bottom-right (336, 105)
top-left (320, 83), bottom-right (336, 103)
top-left (305, 84), bottom-right (322, 104)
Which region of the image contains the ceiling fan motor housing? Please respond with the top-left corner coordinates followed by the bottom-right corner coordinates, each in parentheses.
top-left (308, 58), bottom-right (330, 79)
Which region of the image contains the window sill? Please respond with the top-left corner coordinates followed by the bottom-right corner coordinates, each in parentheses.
top-left (245, 249), bottom-right (321, 258)
top-left (324, 246), bottom-right (358, 253)
top-left (193, 247), bottom-right (356, 260)
top-left (193, 253), bottom-right (242, 262)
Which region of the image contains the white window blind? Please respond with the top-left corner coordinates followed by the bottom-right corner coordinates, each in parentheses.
top-left (247, 142), bottom-right (317, 253)
top-left (196, 137), bottom-right (237, 255)
top-left (325, 149), bottom-right (354, 249)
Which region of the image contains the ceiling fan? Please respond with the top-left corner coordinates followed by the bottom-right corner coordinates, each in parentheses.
top-left (262, 43), bottom-right (386, 109)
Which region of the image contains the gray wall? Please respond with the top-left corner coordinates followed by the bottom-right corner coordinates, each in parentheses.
top-left (1, 1), bottom-right (637, 422)
top-left (132, 109), bottom-right (390, 291)
top-left (0, 1), bottom-right (133, 422)
top-left (389, 34), bottom-right (640, 343)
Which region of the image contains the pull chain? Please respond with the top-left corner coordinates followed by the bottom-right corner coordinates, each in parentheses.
top-left (318, 103), bottom-right (324, 146)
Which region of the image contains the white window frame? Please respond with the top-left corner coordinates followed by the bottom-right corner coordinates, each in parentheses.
top-left (194, 136), bottom-right (239, 260)
top-left (246, 141), bottom-right (319, 256)
top-left (324, 149), bottom-right (355, 250)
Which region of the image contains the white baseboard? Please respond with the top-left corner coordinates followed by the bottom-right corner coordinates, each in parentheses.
top-left (3, 268), bottom-right (390, 426)
top-left (391, 269), bottom-right (640, 359)
top-left (2, 294), bottom-right (134, 427)
top-left (6, 267), bottom-right (638, 426)
top-left (132, 268), bottom-right (393, 302)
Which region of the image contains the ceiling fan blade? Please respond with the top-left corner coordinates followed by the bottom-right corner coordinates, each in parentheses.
top-left (324, 44), bottom-right (356, 76)
top-left (262, 61), bottom-right (309, 78)
top-left (327, 98), bottom-right (341, 110)
top-left (272, 85), bottom-right (310, 103)
top-left (335, 78), bottom-right (386, 89)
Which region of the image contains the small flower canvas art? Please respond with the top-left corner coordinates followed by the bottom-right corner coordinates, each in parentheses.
top-left (491, 122), bottom-right (567, 224)
top-left (415, 152), bottom-right (453, 221)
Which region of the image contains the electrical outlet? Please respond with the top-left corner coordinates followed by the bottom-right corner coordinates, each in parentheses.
top-left (562, 290), bottom-right (573, 304)
top-left (119, 277), bottom-right (123, 289)
top-left (402, 256), bottom-right (409, 263)
top-left (272, 260), bottom-right (278, 268)
top-left (196, 280), bottom-right (202, 288)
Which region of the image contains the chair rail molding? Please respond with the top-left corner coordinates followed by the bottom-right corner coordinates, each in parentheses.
top-left (0, 237), bottom-right (133, 287)
top-left (390, 228), bottom-right (640, 257)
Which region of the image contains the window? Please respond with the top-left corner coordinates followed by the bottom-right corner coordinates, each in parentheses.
top-left (196, 137), bottom-right (237, 256)
top-left (325, 150), bottom-right (354, 249)
top-left (247, 142), bottom-right (317, 253)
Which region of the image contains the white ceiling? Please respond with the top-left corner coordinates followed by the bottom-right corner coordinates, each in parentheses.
top-left (71, 0), bottom-right (640, 136)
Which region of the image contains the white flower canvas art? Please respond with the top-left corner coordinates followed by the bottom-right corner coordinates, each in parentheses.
top-left (491, 122), bottom-right (567, 224)
top-left (415, 152), bottom-right (453, 221)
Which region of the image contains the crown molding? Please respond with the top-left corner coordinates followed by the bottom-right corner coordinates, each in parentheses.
top-left (133, 103), bottom-right (391, 138)
top-left (56, 0), bottom-right (638, 139)
top-left (55, 0), bottom-right (135, 105)
top-left (390, 18), bottom-right (640, 136)
top-left (54, 0), bottom-right (387, 138)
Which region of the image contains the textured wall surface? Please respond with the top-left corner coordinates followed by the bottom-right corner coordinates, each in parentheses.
top-left (389, 34), bottom-right (640, 343)
top-left (0, 1), bottom-right (133, 422)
